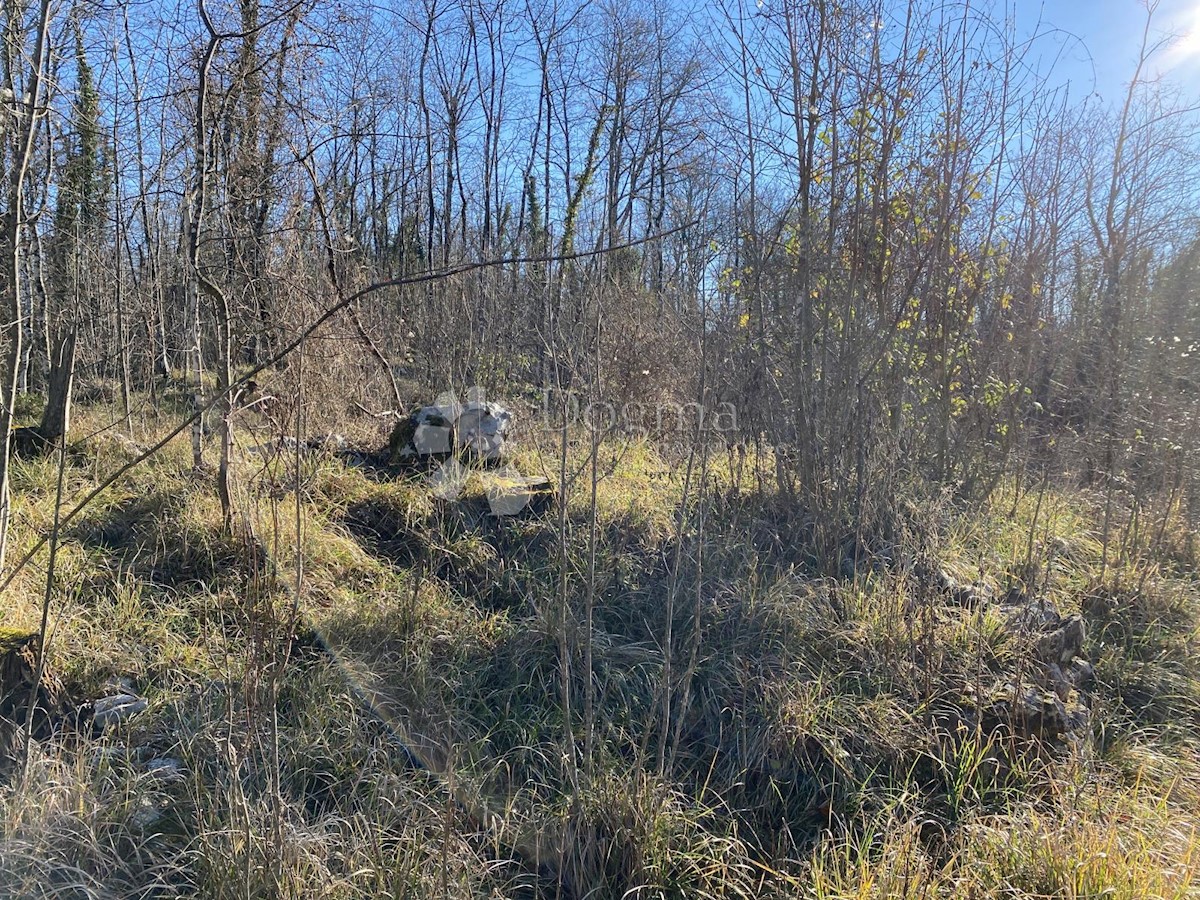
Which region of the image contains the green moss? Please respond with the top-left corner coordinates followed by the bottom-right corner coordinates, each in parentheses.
top-left (0, 627), bottom-right (38, 655)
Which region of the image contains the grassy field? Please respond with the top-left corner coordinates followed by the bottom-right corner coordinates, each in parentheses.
top-left (1, 392), bottom-right (1198, 898)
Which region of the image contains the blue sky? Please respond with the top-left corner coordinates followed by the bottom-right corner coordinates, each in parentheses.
top-left (1022, 0), bottom-right (1200, 101)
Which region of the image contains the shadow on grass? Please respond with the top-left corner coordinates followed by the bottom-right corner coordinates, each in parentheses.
top-left (1084, 582), bottom-right (1200, 730)
top-left (69, 492), bottom-right (271, 591)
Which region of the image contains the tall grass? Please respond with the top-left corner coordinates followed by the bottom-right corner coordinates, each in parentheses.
top-left (2, 402), bottom-right (1199, 898)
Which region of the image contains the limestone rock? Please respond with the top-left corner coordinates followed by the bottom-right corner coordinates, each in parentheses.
top-left (986, 679), bottom-right (1089, 740)
top-left (1035, 615), bottom-right (1086, 665)
top-left (390, 406), bottom-right (453, 462)
top-left (1042, 656), bottom-right (1094, 701)
top-left (938, 574), bottom-right (1095, 745)
top-left (1001, 594), bottom-right (1062, 631)
top-left (144, 757), bottom-right (186, 783)
top-left (309, 433), bottom-right (349, 453)
top-left (936, 569), bottom-right (995, 607)
top-left (92, 693), bottom-right (148, 729)
top-left (390, 397), bottom-right (513, 464)
top-left (455, 401), bottom-right (512, 461)
top-left (129, 796), bottom-right (163, 830)
top-left (1065, 656), bottom-right (1094, 687)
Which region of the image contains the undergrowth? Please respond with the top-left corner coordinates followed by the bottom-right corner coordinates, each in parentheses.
top-left (0, 398), bottom-right (1198, 898)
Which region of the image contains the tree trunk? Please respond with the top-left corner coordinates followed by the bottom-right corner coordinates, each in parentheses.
top-left (0, 629), bottom-right (65, 777)
top-left (40, 330), bottom-right (75, 443)
top-left (0, 0), bottom-right (54, 572)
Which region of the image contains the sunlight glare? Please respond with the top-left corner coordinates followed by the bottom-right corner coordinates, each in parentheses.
top-left (1165, 0), bottom-right (1200, 67)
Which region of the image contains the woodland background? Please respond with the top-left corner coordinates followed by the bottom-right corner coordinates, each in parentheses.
top-left (3, 0), bottom-right (1200, 896)
top-left (1, 0), bottom-right (1197, 541)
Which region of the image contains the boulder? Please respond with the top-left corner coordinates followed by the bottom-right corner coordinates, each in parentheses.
top-left (92, 693), bottom-right (148, 729)
top-left (389, 396), bottom-right (513, 464)
top-left (455, 401), bottom-right (512, 461)
top-left (390, 406), bottom-right (453, 463)
top-left (1035, 615), bottom-right (1086, 665)
top-left (985, 679), bottom-right (1089, 741)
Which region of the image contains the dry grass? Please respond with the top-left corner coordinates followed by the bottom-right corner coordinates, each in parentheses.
top-left (1, 396), bottom-right (1199, 898)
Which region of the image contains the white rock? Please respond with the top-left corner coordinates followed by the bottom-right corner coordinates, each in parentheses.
top-left (144, 757), bottom-right (186, 782)
top-left (456, 401), bottom-right (512, 461)
top-left (129, 798), bottom-right (162, 829)
top-left (93, 694), bottom-right (148, 728)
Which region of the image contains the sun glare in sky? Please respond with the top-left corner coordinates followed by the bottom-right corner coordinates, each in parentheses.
top-left (1165, 0), bottom-right (1200, 68)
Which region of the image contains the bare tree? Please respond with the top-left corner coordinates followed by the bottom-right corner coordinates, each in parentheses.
top-left (0, 0), bottom-right (54, 570)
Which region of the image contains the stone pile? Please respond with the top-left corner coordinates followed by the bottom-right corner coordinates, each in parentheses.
top-left (938, 570), bottom-right (1093, 742)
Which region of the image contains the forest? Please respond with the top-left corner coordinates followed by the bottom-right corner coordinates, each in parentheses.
top-left (2, 0), bottom-right (1200, 896)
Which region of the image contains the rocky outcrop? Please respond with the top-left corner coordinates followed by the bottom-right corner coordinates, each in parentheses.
top-left (982, 679), bottom-right (1090, 742)
top-left (987, 593), bottom-right (1092, 742)
top-left (935, 569), bottom-right (996, 607)
top-left (389, 397), bottom-right (512, 464)
top-left (928, 568), bottom-right (1094, 744)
